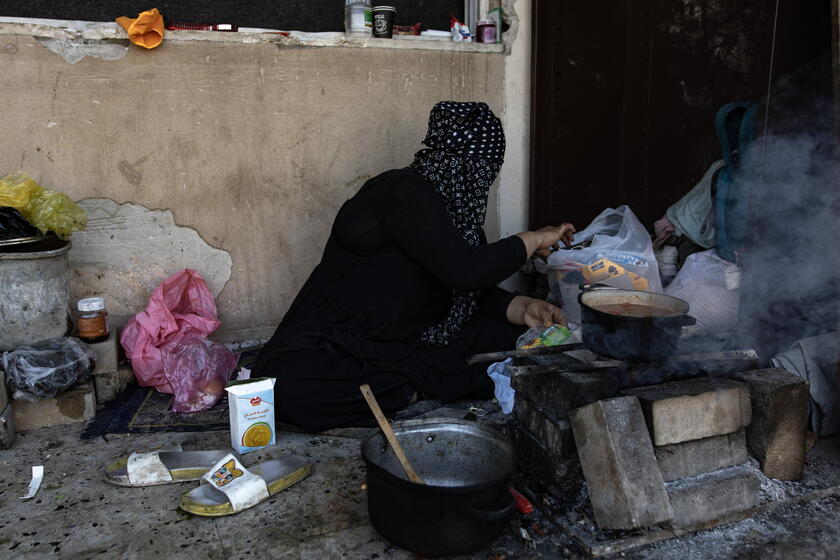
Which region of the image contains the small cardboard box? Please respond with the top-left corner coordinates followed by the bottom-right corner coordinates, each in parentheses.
top-left (225, 378), bottom-right (276, 454)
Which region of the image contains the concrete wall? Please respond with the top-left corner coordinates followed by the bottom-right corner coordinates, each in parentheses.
top-left (0, 2), bottom-right (529, 342)
top-left (498, 0), bottom-right (531, 240)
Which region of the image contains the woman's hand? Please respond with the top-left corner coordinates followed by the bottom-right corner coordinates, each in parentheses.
top-left (506, 296), bottom-right (567, 328)
top-left (516, 223), bottom-right (576, 259)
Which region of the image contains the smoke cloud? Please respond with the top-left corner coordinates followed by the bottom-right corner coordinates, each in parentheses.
top-left (736, 52), bottom-right (839, 358)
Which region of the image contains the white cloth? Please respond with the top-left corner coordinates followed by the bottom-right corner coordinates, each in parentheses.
top-left (772, 333), bottom-right (840, 436)
top-left (487, 358), bottom-right (515, 414)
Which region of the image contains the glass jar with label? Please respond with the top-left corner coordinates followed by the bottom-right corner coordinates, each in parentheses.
top-left (77, 297), bottom-right (110, 343)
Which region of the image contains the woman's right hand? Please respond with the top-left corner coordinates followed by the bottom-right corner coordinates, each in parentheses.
top-left (516, 223), bottom-right (576, 259)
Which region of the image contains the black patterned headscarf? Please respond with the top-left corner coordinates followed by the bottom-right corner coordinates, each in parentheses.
top-left (411, 101), bottom-right (506, 346)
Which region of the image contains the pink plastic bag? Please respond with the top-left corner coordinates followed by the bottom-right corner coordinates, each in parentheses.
top-left (120, 269), bottom-right (235, 410)
top-left (161, 336), bottom-right (239, 413)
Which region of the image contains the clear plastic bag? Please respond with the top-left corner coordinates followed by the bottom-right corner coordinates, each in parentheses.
top-left (1, 337), bottom-right (95, 400)
top-left (542, 205), bottom-right (663, 292)
top-left (161, 337), bottom-right (239, 413)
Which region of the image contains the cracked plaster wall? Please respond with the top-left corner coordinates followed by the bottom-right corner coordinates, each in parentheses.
top-left (0, 7), bottom-right (530, 341)
top-left (70, 199), bottom-right (232, 330)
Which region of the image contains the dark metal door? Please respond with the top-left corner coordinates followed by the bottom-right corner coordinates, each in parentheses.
top-left (530, 0), bottom-right (832, 230)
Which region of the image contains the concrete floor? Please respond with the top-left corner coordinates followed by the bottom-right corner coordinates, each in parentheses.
top-left (1, 422), bottom-right (840, 559)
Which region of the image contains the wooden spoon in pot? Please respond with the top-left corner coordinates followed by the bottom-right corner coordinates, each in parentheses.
top-left (359, 384), bottom-right (425, 485)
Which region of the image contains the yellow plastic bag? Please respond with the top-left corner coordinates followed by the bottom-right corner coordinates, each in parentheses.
top-left (23, 189), bottom-right (87, 238)
top-left (0, 172), bottom-right (43, 209)
top-left (0, 171), bottom-right (87, 238)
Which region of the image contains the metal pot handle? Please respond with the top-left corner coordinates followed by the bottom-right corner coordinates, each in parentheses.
top-left (579, 282), bottom-right (618, 292)
top-left (458, 496), bottom-right (516, 522)
top-left (653, 314), bottom-right (697, 328)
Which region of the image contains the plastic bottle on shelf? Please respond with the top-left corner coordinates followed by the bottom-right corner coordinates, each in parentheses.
top-left (345, 0), bottom-right (372, 37)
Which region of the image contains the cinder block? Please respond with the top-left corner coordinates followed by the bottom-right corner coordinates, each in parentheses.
top-left (14, 383), bottom-right (96, 431)
top-left (622, 377), bottom-right (751, 446)
top-left (570, 396), bottom-right (673, 530)
top-left (730, 368), bottom-right (809, 480)
top-left (514, 396), bottom-right (573, 457)
top-left (666, 465), bottom-right (759, 528)
top-left (87, 333), bottom-right (119, 375)
top-left (511, 369), bottom-right (619, 419)
top-left (510, 422), bottom-right (583, 507)
top-left (0, 369), bottom-right (8, 412)
top-left (95, 366), bottom-right (136, 404)
top-left (0, 404), bottom-right (14, 449)
top-left (655, 429), bottom-right (749, 482)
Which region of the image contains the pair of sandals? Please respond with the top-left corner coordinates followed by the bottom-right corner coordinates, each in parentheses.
top-left (104, 443), bottom-right (311, 516)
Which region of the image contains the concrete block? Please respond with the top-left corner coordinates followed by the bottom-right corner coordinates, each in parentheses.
top-left (655, 429), bottom-right (749, 482)
top-left (14, 383), bottom-right (96, 431)
top-left (87, 333), bottom-right (119, 375)
top-left (666, 465), bottom-right (759, 529)
top-left (730, 368), bottom-right (809, 480)
top-left (0, 368), bottom-right (8, 412)
top-left (95, 366), bottom-right (136, 404)
top-left (0, 404), bottom-right (14, 449)
top-left (570, 396), bottom-right (673, 530)
top-left (622, 377), bottom-right (751, 446)
top-left (510, 422), bottom-right (583, 507)
top-left (514, 396), bottom-right (573, 456)
top-left (511, 369), bottom-right (619, 419)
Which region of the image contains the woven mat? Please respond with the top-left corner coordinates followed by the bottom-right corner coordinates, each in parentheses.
top-left (81, 348), bottom-right (469, 439)
top-left (81, 347), bottom-right (260, 439)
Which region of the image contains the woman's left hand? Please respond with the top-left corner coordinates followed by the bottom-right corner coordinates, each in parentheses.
top-left (507, 296), bottom-right (567, 328)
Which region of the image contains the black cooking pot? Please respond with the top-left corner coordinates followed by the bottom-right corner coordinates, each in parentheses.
top-left (361, 418), bottom-right (515, 557)
top-left (578, 286), bottom-right (696, 361)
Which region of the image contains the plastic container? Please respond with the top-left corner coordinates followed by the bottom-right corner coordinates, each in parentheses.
top-left (475, 20), bottom-right (496, 43)
top-left (345, 0), bottom-right (372, 37)
top-left (77, 297), bottom-right (109, 343)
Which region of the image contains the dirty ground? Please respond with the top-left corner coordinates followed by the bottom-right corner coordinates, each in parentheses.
top-left (1, 416), bottom-right (839, 559)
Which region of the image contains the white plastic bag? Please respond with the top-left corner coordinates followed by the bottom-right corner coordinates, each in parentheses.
top-left (543, 206), bottom-right (662, 293)
top-left (665, 249), bottom-right (739, 330)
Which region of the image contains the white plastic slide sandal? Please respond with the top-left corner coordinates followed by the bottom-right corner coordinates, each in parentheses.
top-left (104, 443), bottom-right (235, 487)
top-left (179, 453), bottom-right (311, 516)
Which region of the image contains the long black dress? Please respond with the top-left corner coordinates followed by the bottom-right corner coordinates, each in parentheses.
top-left (252, 168), bottom-right (528, 431)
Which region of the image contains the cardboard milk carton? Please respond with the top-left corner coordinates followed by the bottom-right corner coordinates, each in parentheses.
top-left (225, 378), bottom-right (276, 454)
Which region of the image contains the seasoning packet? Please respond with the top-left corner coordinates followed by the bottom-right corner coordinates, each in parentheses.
top-left (225, 378), bottom-right (276, 454)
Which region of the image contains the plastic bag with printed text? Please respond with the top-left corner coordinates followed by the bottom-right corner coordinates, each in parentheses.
top-left (541, 205), bottom-right (663, 293)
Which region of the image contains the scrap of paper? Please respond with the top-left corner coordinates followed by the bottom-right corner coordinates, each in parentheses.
top-left (20, 466), bottom-right (44, 500)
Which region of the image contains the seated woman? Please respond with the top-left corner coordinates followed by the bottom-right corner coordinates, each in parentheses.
top-left (253, 101), bottom-right (575, 432)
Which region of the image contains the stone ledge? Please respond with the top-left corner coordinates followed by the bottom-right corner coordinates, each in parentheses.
top-left (0, 18), bottom-right (505, 53)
